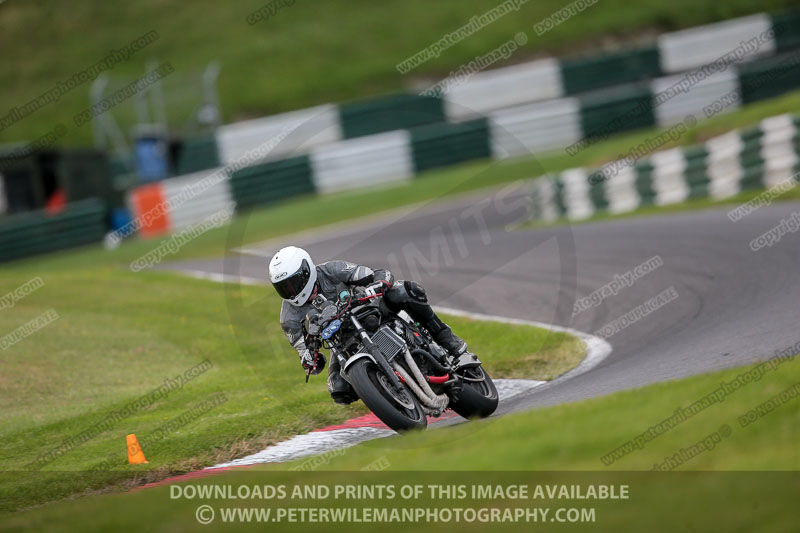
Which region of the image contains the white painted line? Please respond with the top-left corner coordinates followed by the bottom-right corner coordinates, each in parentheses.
top-left (212, 428), bottom-right (395, 469)
top-left (173, 269), bottom-right (265, 286)
top-left (493, 378), bottom-right (546, 397)
top-left (434, 306), bottom-right (613, 382)
top-left (209, 378), bottom-right (545, 469)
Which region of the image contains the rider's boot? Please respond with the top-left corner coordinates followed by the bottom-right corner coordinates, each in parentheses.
top-left (328, 358), bottom-right (358, 405)
top-left (425, 315), bottom-right (468, 357)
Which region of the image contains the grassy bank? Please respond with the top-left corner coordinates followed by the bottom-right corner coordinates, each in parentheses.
top-left (2, 356), bottom-right (797, 532)
top-left (305, 356), bottom-right (800, 471)
top-left (0, 258), bottom-right (583, 513)
top-left (1, 0), bottom-right (796, 144)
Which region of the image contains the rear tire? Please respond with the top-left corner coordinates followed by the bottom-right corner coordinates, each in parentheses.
top-left (449, 366), bottom-right (499, 419)
top-left (347, 359), bottom-right (427, 432)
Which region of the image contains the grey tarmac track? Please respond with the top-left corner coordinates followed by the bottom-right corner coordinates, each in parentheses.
top-left (159, 183), bottom-right (800, 416)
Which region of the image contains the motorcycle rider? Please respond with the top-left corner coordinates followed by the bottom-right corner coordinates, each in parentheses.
top-left (269, 246), bottom-right (468, 404)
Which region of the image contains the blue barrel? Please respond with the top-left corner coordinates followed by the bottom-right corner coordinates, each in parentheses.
top-left (133, 134), bottom-right (168, 182)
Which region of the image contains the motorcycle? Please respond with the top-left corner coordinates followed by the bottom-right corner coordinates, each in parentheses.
top-left (302, 284), bottom-right (499, 431)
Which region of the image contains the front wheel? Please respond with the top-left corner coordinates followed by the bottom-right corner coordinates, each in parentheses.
top-left (449, 366), bottom-right (499, 419)
top-left (347, 359), bottom-right (427, 432)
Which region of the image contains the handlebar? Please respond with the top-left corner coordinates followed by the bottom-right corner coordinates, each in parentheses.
top-left (305, 287), bottom-right (383, 344)
top-left (355, 293), bottom-right (382, 304)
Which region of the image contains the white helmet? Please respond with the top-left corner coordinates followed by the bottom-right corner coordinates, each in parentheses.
top-left (269, 246), bottom-right (317, 306)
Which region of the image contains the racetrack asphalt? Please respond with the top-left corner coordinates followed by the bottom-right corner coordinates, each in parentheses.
top-left (159, 182), bottom-right (800, 417)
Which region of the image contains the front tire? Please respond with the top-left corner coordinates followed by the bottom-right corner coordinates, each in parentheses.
top-left (449, 366), bottom-right (499, 419)
top-left (347, 359), bottom-right (427, 432)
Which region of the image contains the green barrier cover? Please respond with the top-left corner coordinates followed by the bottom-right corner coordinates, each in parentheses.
top-left (771, 8), bottom-right (800, 52)
top-left (229, 155), bottom-right (314, 210)
top-left (410, 118), bottom-right (491, 174)
top-left (340, 93), bottom-right (445, 139)
top-left (0, 198), bottom-right (106, 263)
top-left (586, 171), bottom-right (609, 211)
top-left (176, 136), bottom-right (221, 175)
top-left (562, 46), bottom-right (661, 95)
top-left (579, 83), bottom-right (656, 141)
top-left (738, 51), bottom-right (800, 104)
top-left (633, 161), bottom-right (657, 205)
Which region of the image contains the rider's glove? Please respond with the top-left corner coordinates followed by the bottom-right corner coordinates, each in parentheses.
top-left (300, 349), bottom-right (326, 375)
top-left (362, 282), bottom-right (386, 299)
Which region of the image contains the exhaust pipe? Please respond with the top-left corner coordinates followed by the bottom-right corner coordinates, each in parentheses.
top-left (393, 348), bottom-right (449, 412)
top-left (393, 364), bottom-right (449, 412)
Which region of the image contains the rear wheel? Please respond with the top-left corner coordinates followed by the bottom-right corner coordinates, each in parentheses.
top-left (449, 366), bottom-right (499, 419)
top-left (347, 359), bottom-right (427, 432)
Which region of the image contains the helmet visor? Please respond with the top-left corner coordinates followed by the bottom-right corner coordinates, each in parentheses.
top-left (272, 259), bottom-right (311, 300)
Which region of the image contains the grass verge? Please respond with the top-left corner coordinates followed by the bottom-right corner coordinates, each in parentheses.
top-left (0, 264), bottom-right (583, 514)
top-left (302, 356), bottom-right (800, 471)
top-left (2, 356), bottom-right (797, 532)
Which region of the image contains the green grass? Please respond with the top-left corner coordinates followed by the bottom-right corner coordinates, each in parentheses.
top-left (0, 0), bottom-right (796, 144)
top-left (2, 357), bottom-right (797, 532)
top-left (0, 258), bottom-right (583, 514)
top-left (304, 358), bottom-right (800, 472)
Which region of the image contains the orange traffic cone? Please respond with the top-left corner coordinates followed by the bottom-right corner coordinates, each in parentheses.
top-left (126, 434), bottom-right (149, 464)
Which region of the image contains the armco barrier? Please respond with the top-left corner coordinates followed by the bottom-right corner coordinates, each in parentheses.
top-left (0, 198), bottom-right (106, 262)
top-left (529, 113), bottom-right (800, 222)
